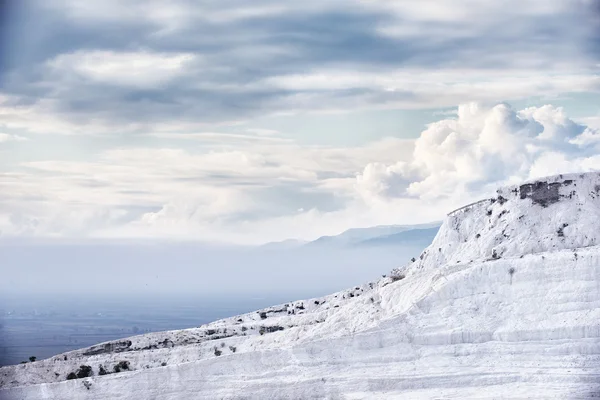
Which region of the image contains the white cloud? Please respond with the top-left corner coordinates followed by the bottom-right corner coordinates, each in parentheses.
top-left (2, 1), bottom-right (598, 243)
top-left (0, 95), bottom-right (246, 136)
top-left (356, 103), bottom-right (599, 204)
top-left (0, 136), bottom-right (415, 242)
top-left (3, 0), bottom-right (593, 136)
top-left (1, 102), bottom-right (598, 244)
top-left (262, 70), bottom-right (599, 108)
top-left (50, 0), bottom-right (304, 27)
top-left (48, 51), bottom-right (195, 88)
top-left (245, 128), bottom-right (280, 136)
top-left (148, 132), bottom-right (291, 144)
top-left (354, 161), bottom-right (411, 204)
top-left (0, 133), bottom-right (28, 143)
top-left (9, 67), bottom-right (593, 138)
top-left (528, 152), bottom-right (600, 179)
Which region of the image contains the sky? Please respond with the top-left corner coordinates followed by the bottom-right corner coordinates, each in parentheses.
top-left (0, 0), bottom-right (599, 245)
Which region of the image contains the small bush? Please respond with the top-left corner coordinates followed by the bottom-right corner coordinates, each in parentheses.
top-left (29, 356), bottom-right (36, 362)
top-left (98, 365), bottom-right (108, 376)
top-left (557, 223), bottom-right (568, 238)
top-left (161, 362), bottom-right (167, 367)
top-left (113, 361), bottom-right (130, 373)
top-left (262, 326), bottom-right (284, 334)
top-left (229, 346), bottom-right (237, 353)
top-left (214, 348), bottom-right (222, 356)
top-left (76, 365), bottom-right (93, 379)
top-left (390, 274), bottom-right (405, 282)
top-left (66, 372), bottom-right (77, 380)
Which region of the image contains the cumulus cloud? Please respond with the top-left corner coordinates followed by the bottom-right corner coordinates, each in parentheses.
top-left (354, 162), bottom-right (411, 204)
top-left (356, 103), bottom-right (600, 205)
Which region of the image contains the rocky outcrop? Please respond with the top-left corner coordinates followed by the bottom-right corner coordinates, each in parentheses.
top-left (403, 172), bottom-right (600, 275)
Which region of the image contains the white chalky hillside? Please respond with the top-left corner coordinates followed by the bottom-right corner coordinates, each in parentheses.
top-left (2, 172), bottom-right (600, 399)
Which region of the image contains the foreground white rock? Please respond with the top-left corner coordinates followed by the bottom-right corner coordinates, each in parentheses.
top-left (2, 172), bottom-right (600, 399)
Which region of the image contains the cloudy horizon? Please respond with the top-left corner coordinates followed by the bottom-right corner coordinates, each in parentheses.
top-left (1, 0), bottom-right (599, 244)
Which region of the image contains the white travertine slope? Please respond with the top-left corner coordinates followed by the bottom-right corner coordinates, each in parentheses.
top-left (2, 172), bottom-right (600, 399)
top-left (405, 172), bottom-right (600, 273)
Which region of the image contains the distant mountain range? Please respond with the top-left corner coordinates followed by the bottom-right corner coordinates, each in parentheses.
top-left (258, 238), bottom-right (309, 250)
top-left (261, 222), bottom-right (441, 250)
top-left (352, 227), bottom-right (441, 247)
